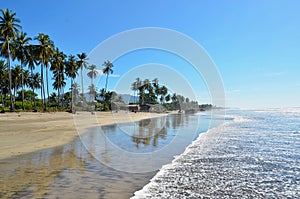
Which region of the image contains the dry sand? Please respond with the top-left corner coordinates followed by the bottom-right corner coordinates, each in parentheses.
top-left (0, 111), bottom-right (167, 160)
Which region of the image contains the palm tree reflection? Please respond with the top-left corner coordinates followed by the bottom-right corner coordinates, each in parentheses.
top-left (131, 114), bottom-right (183, 148)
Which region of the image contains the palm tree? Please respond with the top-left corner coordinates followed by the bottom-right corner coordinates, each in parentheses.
top-left (65, 55), bottom-right (79, 112)
top-left (35, 33), bottom-right (54, 110)
top-left (0, 9), bottom-right (22, 111)
top-left (77, 52), bottom-right (88, 101)
top-left (28, 72), bottom-right (41, 109)
top-left (51, 48), bottom-right (66, 105)
top-left (11, 65), bottom-right (22, 103)
top-left (70, 82), bottom-right (80, 107)
top-left (143, 79), bottom-right (152, 92)
top-left (87, 64), bottom-right (97, 85)
top-left (87, 64), bottom-right (97, 101)
top-left (0, 60), bottom-right (8, 106)
top-left (25, 44), bottom-right (39, 74)
top-left (99, 88), bottom-right (106, 101)
top-left (102, 60), bottom-right (113, 92)
top-left (160, 85), bottom-right (168, 104)
top-left (24, 44), bottom-right (39, 106)
top-left (165, 94), bottom-right (171, 104)
top-left (172, 93), bottom-right (178, 110)
top-left (135, 77), bottom-right (142, 104)
top-left (131, 81), bottom-right (138, 104)
top-left (13, 32), bottom-right (31, 110)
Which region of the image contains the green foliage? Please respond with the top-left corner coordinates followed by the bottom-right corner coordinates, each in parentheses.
top-left (14, 100), bottom-right (33, 110)
top-left (16, 90), bottom-right (37, 101)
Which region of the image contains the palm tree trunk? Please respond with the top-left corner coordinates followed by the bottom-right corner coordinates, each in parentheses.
top-left (58, 87), bottom-right (60, 107)
top-left (14, 85), bottom-right (17, 104)
top-left (7, 38), bottom-right (14, 111)
top-left (30, 69), bottom-right (34, 107)
top-left (21, 61), bottom-right (25, 110)
top-left (45, 63), bottom-right (50, 108)
top-left (70, 79), bottom-right (73, 113)
top-left (41, 65), bottom-right (46, 111)
top-left (105, 74), bottom-right (109, 92)
top-left (33, 88), bottom-right (36, 109)
top-left (1, 86), bottom-right (4, 107)
top-left (81, 66), bottom-right (84, 101)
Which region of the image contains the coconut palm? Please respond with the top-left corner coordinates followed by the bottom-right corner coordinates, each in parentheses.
top-left (135, 78), bottom-right (142, 104)
top-left (65, 55), bottom-right (79, 112)
top-left (28, 72), bottom-right (41, 109)
top-left (13, 32), bottom-right (31, 110)
top-left (77, 52), bottom-right (88, 101)
top-left (160, 85), bottom-right (168, 104)
top-left (11, 65), bottom-right (22, 102)
top-left (102, 60), bottom-right (113, 92)
top-left (24, 44), bottom-right (39, 106)
top-left (88, 84), bottom-right (96, 97)
top-left (0, 60), bottom-right (8, 106)
top-left (165, 94), bottom-right (171, 103)
top-left (51, 48), bottom-right (66, 105)
top-left (143, 79), bottom-right (152, 92)
top-left (99, 88), bottom-right (106, 100)
top-left (87, 64), bottom-right (97, 100)
top-left (0, 9), bottom-right (22, 111)
top-left (87, 64), bottom-right (97, 85)
top-left (25, 44), bottom-right (39, 74)
top-left (131, 81), bottom-right (138, 104)
top-left (35, 33), bottom-right (54, 110)
top-left (71, 82), bottom-right (80, 103)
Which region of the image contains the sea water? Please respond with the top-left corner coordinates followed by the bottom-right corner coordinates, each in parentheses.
top-left (0, 113), bottom-right (224, 198)
top-left (132, 108), bottom-right (300, 198)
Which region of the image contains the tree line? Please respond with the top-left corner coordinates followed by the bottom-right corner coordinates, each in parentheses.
top-left (0, 9), bottom-right (114, 112)
top-left (130, 78), bottom-right (199, 111)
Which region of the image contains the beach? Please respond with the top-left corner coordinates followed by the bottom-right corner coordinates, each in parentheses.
top-left (0, 111), bottom-right (167, 160)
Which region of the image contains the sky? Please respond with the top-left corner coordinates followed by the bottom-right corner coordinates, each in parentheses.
top-left (1, 0), bottom-right (300, 108)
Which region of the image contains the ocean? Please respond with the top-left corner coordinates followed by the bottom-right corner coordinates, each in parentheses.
top-left (1, 109), bottom-right (299, 198)
top-left (132, 108), bottom-right (300, 198)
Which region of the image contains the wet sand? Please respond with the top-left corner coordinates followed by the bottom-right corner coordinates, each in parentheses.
top-left (0, 111), bottom-right (167, 160)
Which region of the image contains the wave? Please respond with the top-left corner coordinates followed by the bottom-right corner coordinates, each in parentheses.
top-left (132, 110), bottom-right (300, 198)
top-left (132, 114), bottom-right (241, 198)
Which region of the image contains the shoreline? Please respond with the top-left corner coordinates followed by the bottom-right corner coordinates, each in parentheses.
top-left (0, 111), bottom-right (171, 160)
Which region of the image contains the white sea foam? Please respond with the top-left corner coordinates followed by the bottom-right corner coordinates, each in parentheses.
top-left (132, 109), bottom-right (300, 198)
top-left (132, 114), bottom-right (241, 198)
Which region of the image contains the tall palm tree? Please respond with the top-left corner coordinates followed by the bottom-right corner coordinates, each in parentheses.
top-left (35, 33), bottom-right (54, 110)
top-left (160, 85), bottom-right (168, 104)
top-left (131, 81), bottom-right (138, 104)
top-left (11, 65), bottom-right (22, 103)
top-left (0, 9), bottom-right (22, 111)
top-left (13, 32), bottom-right (31, 110)
top-left (51, 48), bottom-right (66, 105)
top-left (65, 55), bottom-right (79, 112)
top-left (28, 72), bottom-right (41, 109)
top-left (87, 64), bottom-right (97, 101)
top-left (77, 52), bottom-right (88, 101)
top-left (135, 77), bottom-right (142, 104)
top-left (25, 44), bottom-right (39, 75)
top-left (87, 64), bottom-right (97, 85)
top-left (99, 88), bottom-right (106, 101)
top-left (102, 60), bottom-right (113, 92)
top-left (71, 82), bottom-right (80, 104)
top-left (25, 44), bottom-right (39, 103)
top-left (0, 60), bottom-right (8, 106)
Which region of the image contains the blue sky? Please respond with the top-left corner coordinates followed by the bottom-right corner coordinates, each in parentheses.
top-left (1, 0), bottom-right (300, 108)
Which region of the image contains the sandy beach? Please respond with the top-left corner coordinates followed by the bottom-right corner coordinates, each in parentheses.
top-left (0, 111), bottom-right (167, 160)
